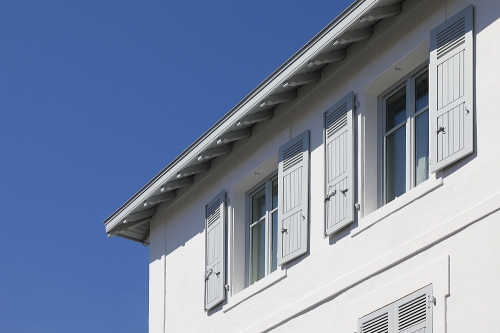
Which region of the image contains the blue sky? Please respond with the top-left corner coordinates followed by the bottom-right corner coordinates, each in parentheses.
top-left (0, 1), bottom-right (353, 331)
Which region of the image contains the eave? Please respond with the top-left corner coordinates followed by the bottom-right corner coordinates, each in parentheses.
top-left (104, 0), bottom-right (419, 244)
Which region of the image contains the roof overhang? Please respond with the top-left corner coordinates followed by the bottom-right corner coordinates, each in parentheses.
top-left (104, 0), bottom-right (421, 244)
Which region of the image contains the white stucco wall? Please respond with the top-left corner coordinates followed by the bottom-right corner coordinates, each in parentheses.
top-left (149, 0), bottom-right (500, 331)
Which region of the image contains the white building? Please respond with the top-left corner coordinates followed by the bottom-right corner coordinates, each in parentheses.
top-left (103, 0), bottom-right (500, 331)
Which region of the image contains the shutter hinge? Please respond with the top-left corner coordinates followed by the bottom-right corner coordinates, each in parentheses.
top-left (428, 295), bottom-right (436, 308)
top-left (355, 203), bottom-right (360, 210)
top-left (225, 284), bottom-right (230, 291)
top-left (225, 197), bottom-right (230, 205)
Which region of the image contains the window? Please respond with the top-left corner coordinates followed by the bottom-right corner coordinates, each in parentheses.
top-left (382, 65), bottom-right (429, 204)
top-left (228, 130), bottom-right (309, 299)
top-left (248, 174), bottom-right (279, 285)
top-left (358, 285), bottom-right (433, 333)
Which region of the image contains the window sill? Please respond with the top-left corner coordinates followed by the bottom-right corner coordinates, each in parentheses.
top-left (353, 174), bottom-right (442, 237)
top-left (222, 267), bottom-right (287, 312)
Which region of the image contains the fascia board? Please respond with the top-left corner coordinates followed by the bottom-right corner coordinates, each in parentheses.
top-left (104, 0), bottom-right (382, 233)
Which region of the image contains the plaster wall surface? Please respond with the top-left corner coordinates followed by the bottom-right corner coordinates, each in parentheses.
top-left (148, 0), bottom-right (500, 331)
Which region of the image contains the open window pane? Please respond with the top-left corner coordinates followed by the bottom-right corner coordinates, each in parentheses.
top-left (252, 188), bottom-right (266, 223)
top-left (248, 175), bottom-right (278, 285)
top-left (386, 125), bottom-right (406, 203)
top-left (251, 220), bottom-right (266, 284)
top-left (271, 211), bottom-right (278, 273)
top-left (415, 110), bottom-right (429, 186)
top-left (415, 71), bottom-right (429, 112)
top-left (272, 179), bottom-right (278, 210)
top-left (386, 88), bottom-right (406, 131)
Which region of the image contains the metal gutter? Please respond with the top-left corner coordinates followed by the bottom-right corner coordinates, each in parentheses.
top-left (103, 0), bottom-right (381, 232)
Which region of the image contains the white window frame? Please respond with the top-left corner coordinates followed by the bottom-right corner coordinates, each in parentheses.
top-left (379, 62), bottom-right (430, 206)
top-left (246, 172), bottom-right (278, 286)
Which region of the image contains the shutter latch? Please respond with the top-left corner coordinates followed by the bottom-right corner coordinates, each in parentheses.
top-left (436, 126), bottom-right (446, 134)
top-left (281, 228), bottom-right (288, 234)
top-left (324, 186), bottom-right (336, 202)
top-left (204, 269), bottom-right (213, 281)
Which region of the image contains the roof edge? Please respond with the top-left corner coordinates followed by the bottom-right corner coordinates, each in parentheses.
top-left (103, 0), bottom-right (380, 230)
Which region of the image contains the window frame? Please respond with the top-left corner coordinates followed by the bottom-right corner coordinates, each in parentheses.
top-left (246, 171), bottom-right (278, 286)
top-left (379, 62), bottom-right (430, 206)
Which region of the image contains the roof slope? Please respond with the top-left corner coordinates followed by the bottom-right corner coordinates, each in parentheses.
top-left (104, 0), bottom-right (413, 244)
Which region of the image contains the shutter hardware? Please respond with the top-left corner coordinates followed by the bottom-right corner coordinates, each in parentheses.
top-left (324, 188), bottom-right (348, 201)
top-left (204, 269), bottom-right (213, 281)
top-left (436, 126), bottom-right (446, 134)
top-left (204, 269), bottom-right (221, 281)
top-left (428, 295), bottom-right (436, 308)
top-left (324, 190), bottom-right (336, 201)
top-left (281, 228), bottom-right (288, 234)
top-left (324, 185), bottom-right (335, 202)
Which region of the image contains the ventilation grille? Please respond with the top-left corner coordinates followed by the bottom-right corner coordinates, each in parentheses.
top-left (398, 294), bottom-right (426, 331)
top-left (206, 199), bottom-right (220, 227)
top-left (361, 312), bottom-right (389, 333)
top-left (437, 17), bottom-right (465, 59)
top-left (283, 140), bottom-right (303, 171)
top-left (326, 103), bottom-right (348, 138)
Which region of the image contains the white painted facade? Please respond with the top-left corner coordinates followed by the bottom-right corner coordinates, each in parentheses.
top-left (105, 0), bottom-right (500, 331)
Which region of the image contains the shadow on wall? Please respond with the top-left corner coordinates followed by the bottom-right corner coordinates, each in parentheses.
top-left (436, 0), bottom-right (500, 178)
top-left (147, 0), bottom-right (500, 265)
top-left (149, 193), bottom-right (206, 263)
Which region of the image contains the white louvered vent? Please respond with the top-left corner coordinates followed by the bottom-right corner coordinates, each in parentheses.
top-left (361, 312), bottom-right (389, 333)
top-left (283, 140), bottom-right (303, 171)
top-left (397, 293), bottom-right (426, 332)
top-left (206, 199), bottom-right (220, 227)
top-left (437, 17), bottom-right (465, 59)
top-left (326, 102), bottom-right (347, 138)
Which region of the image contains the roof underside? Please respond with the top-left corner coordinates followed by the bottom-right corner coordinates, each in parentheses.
top-left (104, 0), bottom-right (418, 245)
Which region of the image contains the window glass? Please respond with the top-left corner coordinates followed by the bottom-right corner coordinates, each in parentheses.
top-left (249, 175), bottom-right (278, 285)
top-left (383, 67), bottom-right (429, 205)
top-left (386, 126), bottom-right (406, 203)
top-left (415, 111), bottom-right (429, 186)
top-left (252, 188), bottom-right (266, 223)
top-left (415, 72), bottom-right (429, 112)
top-left (272, 179), bottom-right (278, 210)
top-left (386, 88), bottom-right (406, 131)
top-left (271, 211), bottom-right (278, 273)
top-left (251, 221), bottom-right (266, 284)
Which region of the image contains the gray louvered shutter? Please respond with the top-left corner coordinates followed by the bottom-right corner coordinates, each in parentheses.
top-left (429, 5), bottom-right (474, 173)
top-left (277, 130), bottom-right (309, 265)
top-left (358, 304), bottom-right (394, 333)
top-left (324, 91), bottom-right (355, 236)
top-left (394, 285), bottom-right (433, 333)
top-left (204, 190), bottom-right (226, 311)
